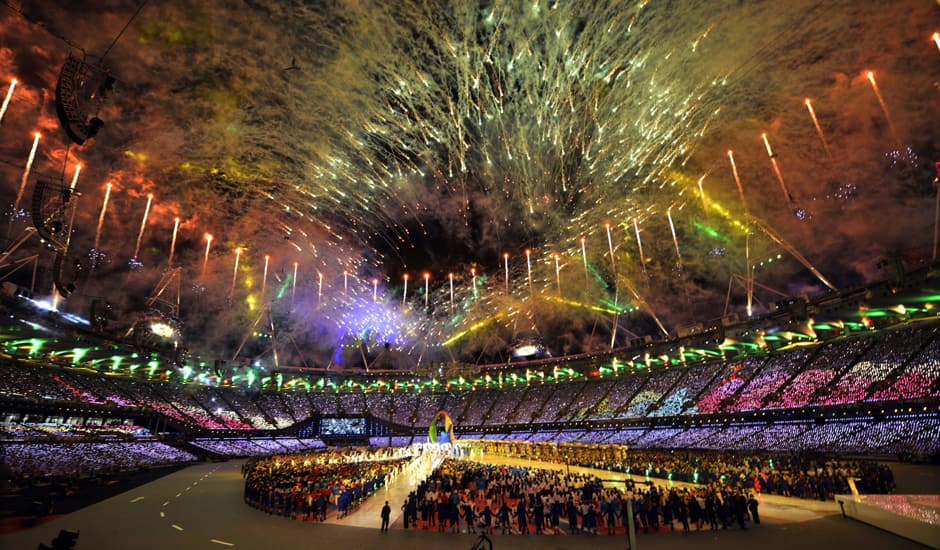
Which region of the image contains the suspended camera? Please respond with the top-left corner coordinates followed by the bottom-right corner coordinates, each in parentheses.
top-left (89, 298), bottom-right (114, 331)
top-left (29, 176), bottom-right (82, 297)
top-left (31, 178), bottom-right (74, 250)
top-left (55, 52), bottom-right (115, 145)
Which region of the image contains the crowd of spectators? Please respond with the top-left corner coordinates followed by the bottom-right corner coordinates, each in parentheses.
top-left (474, 414), bottom-right (940, 457)
top-left (567, 381), bottom-right (609, 419)
top-left (626, 369), bottom-right (685, 418)
top-left (767, 338), bottom-right (869, 408)
top-left (732, 350), bottom-right (813, 411)
top-left (191, 437), bottom-right (325, 456)
top-left (1, 323), bottom-right (937, 442)
top-left (593, 376), bottom-right (648, 420)
top-left (2, 440), bottom-right (196, 480)
top-left (695, 357), bottom-right (767, 414)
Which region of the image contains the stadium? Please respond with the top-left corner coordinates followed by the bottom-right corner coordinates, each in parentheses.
top-left (1, 1), bottom-right (939, 549)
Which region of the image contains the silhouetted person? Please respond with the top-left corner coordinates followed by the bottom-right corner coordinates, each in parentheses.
top-left (381, 501), bottom-right (391, 531)
top-left (747, 493), bottom-right (760, 524)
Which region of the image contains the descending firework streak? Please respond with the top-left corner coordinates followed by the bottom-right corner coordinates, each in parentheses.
top-left (0, 79), bottom-right (16, 126)
top-left (201, 234), bottom-right (213, 281)
top-left (761, 133), bottom-right (795, 212)
top-left (804, 98), bottom-right (832, 160)
top-left (132, 194), bottom-right (153, 261)
top-left (92, 183), bottom-right (112, 269)
top-left (12, 133), bottom-right (40, 215)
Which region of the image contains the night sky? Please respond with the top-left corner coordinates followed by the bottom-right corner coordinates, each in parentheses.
top-left (1, 0), bottom-right (938, 366)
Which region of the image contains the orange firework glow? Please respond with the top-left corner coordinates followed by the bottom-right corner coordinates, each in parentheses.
top-left (761, 133), bottom-right (795, 211)
top-left (804, 98), bottom-right (832, 159)
top-left (201, 234), bottom-right (213, 280)
top-left (865, 71), bottom-right (902, 151)
top-left (0, 78), bottom-right (16, 125)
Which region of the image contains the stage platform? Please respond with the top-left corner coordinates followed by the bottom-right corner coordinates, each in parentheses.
top-left (836, 494), bottom-right (940, 549)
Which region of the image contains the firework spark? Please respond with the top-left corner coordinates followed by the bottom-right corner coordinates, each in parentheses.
top-left (92, 183), bottom-right (113, 268)
top-left (554, 253), bottom-right (561, 296)
top-left (166, 217), bottom-right (179, 267)
top-left (68, 164), bottom-right (81, 191)
top-left (631, 219), bottom-right (645, 275)
top-left (804, 98), bottom-right (832, 160)
top-left (231, 247), bottom-right (242, 296)
top-left (448, 272), bottom-right (454, 311)
top-left (402, 273), bottom-right (408, 305)
top-left (667, 208), bottom-right (682, 267)
top-left (132, 194), bottom-right (153, 261)
top-left (0, 78), bottom-right (15, 126)
top-left (423, 272), bottom-right (430, 307)
top-left (12, 132), bottom-right (40, 215)
top-left (525, 249), bottom-right (532, 294)
top-left (865, 71), bottom-right (902, 152)
top-left (201, 233), bottom-right (213, 281)
top-left (580, 237), bottom-right (588, 283)
top-left (761, 133), bottom-right (795, 212)
top-left (727, 149), bottom-right (752, 317)
top-left (292, 261), bottom-right (299, 304)
top-left (261, 254), bottom-right (270, 300)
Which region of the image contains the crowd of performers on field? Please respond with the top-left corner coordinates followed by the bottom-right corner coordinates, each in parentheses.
top-left (468, 440), bottom-right (896, 500)
top-left (400, 458), bottom-right (760, 535)
top-left (240, 440), bottom-right (896, 534)
top-left (242, 446), bottom-right (414, 519)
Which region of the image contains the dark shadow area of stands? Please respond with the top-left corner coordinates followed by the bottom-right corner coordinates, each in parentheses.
top-left (0, 463), bottom-right (189, 533)
top-left (890, 462), bottom-right (940, 495)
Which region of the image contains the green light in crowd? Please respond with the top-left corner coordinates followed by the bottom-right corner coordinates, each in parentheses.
top-left (71, 347), bottom-right (90, 364)
top-left (28, 338), bottom-right (45, 356)
top-left (862, 309), bottom-right (891, 318)
top-left (905, 293), bottom-right (940, 302)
